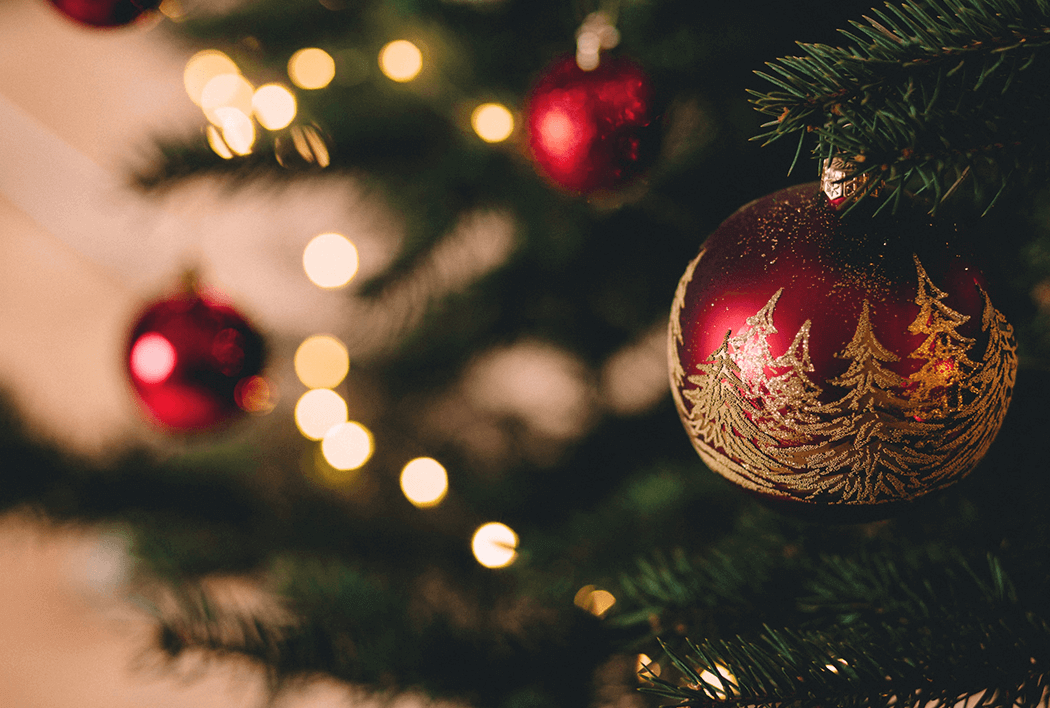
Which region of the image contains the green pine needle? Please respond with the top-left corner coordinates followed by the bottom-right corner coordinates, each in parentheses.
top-left (750, 0), bottom-right (1050, 213)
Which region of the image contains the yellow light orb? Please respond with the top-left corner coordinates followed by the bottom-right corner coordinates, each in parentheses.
top-left (303, 233), bottom-right (360, 289)
top-left (205, 125), bottom-right (234, 160)
top-left (216, 108), bottom-right (256, 155)
top-left (201, 73), bottom-right (255, 126)
top-left (471, 522), bottom-right (518, 568)
top-left (400, 457), bottom-right (448, 507)
top-left (252, 83), bottom-right (297, 130)
top-left (321, 421), bottom-right (374, 471)
top-left (636, 654), bottom-right (661, 680)
top-left (288, 48), bottom-right (336, 90)
top-left (294, 335), bottom-right (350, 390)
top-left (698, 664), bottom-right (736, 700)
top-left (294, 388), bottom-right (348, 440)
top-left (471, 103), bottom-right (514, 143)
top-left (184, 50), bottom-right (239, 106)
top-left (378, 40), bottom-right (423, 82)
top-left (573, 585), bottom-right (616, 617)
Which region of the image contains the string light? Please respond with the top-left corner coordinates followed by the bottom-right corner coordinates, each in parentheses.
top-left (184, 50), bottom-right (239, 106)
top-left (288, 48), bottom-right (336, 89)
top-left (471, 103), bottom-right (514, 143)
top-left (471, 522), bottom-right (518, 568)
top-left (294, 388), bottom-right (348, 440)
top-left (636, 654), bottom-right (661, 680)
top-left (303, 232), bottom-right (359, 288)
top-left (321, 421), bottom-right (374, 470)
top-left (216, 108), bottom-right (256, 155)
top-left (200, 73), bottom-right (254, 127)
top-left (400, 457), bottom-right (448, 507)
top-left (378, 40), bottom-right (423, 82)
top-left (295, 335), bottom-right (350, 389)
top-left (252, 84), bottom-right (297, 130)
top-left (573, 585), bottom-right (616, 617)
top-left (697, 664), bottom-right (737, 700)
top-left (206, 125), bottom-right (235, 160)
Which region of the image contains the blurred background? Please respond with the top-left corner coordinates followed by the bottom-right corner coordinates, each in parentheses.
top-left (2, 0), bottom-right (1048, 706)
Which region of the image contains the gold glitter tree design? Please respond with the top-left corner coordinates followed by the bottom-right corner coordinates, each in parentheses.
top-left (905, 255), bottom-right (979, 419)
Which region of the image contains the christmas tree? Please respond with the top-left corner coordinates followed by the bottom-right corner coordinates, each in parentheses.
top-left (1, 0), bottom-right (1050, 706)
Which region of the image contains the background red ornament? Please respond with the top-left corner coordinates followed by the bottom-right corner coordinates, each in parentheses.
top-left (668, 183), bottom-right (1018, 520)
top-left (126, 287), bottom-right (267, 432)
top-left (47, 0), bottom-right (159, 28)
top-left (524, 53), bottom-right (659, 194)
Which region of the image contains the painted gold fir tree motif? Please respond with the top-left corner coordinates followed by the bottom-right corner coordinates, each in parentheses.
top-left (670, 254), bottom-right (1018, 505)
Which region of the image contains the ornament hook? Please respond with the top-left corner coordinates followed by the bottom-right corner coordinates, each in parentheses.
top-left (821, 157), bottom-right (878, 207)
top-left (576, 11), bottom-right (620, 70)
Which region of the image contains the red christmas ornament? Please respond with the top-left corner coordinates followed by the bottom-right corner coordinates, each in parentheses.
top-left (47, 0), bottom-right (159, 28)
top-left (668, 181), bottom-right (1018, 520)
top-left (524, 53), bottom-right (659, 194)
top-left (126, 285), bottom-right (267, 432)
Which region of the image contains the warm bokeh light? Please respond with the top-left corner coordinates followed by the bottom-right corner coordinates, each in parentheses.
top-left (636, 654), bottom-right (661, 680)
top-left (825, 659), bottom-right (848, 674)
top-left (201, 73), bottom-right (255, 126)
top-left (400, 457), bottom-right (448, 507)
top-left (698, 664), bottom-right (736, 700)
top-left (294, 388), bottom-right (348, 440)
top-left (216, 108), bottom-right (256, 155)
top-left (303, 232), bottom-right (360, 288)
top-left (252, 83), bottom-right (297, 130)
top-left (206, 124), bottom-right (235, 160)
top-left (275, 124), bottom-right (331, 169)
top-left (378, 40), bottom-right (423, 82)
top-left (129, 333), bottom-right (177, 384)
top-left (288, 48), bottom-right (336, 89)
top-left (235, 375), bottom-right (276, 414)
top-left (573, 585), bottom-right (616, 617)
top-left (471, 103), bottom-right (514, 143)
top-left (471, 522), bottom-right (518, 568)
top-left (294, 335), bottom-right (350, 389)
top-left (184, 50), bottom-right (239, 106)
top-left (321, 421), bottom-right (374, 470)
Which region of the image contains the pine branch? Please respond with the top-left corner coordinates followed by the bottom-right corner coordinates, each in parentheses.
top-left (640, 553), bottom-right (1050, 708)
top-left (750, 0), bottom-right (1050, 213)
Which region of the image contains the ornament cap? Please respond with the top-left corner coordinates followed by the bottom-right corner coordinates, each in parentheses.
top-left (821, 157), bottom-right (878, 206)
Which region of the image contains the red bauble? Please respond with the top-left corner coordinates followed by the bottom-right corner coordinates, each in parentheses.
top-left (47, 0), bottom-right (159, 28)
top-left (126, 288), bottom-right (267, 432)
top-left (524, 53), bottom-right (659, 194)
top-left (668, 183), bottom-right (1018, 520)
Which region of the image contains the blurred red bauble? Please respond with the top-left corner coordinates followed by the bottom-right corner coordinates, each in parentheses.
top-left (524, 53), bottom-right (659, 194)
top-left (668, 182), bottom-right (1017, 520)
top-left (126, 287), bottom-right (267, 432)
top-left (47, 0), bottom-right (159, 27)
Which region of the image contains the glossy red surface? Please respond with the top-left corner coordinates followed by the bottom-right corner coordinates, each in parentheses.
top-left (524, 54), bottom-right (658, 194)
top-left (126, 290), bottom-right (266, 432)
top-left (47, 0), bottom-right (158, 28)
top-left (677, 185), bottom-right (988, 389)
